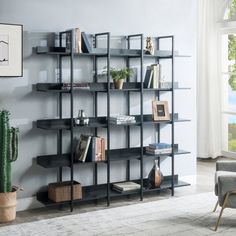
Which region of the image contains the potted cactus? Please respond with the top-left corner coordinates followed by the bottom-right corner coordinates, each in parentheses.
top-left (0, 110), bottom-right (19, 223)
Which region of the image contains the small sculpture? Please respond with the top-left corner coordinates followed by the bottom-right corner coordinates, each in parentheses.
top-left (145, 37), bottom-right (155, 55)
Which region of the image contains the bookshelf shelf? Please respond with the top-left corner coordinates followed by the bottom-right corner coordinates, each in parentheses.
top-left (36, 175), bottom-right (190, 207)
top-left (35, 82), bottom-right (191, 93)
top-left (34, 30), bottom-right (191, 211)
top-left (36, 148), bottom-right (190, 168)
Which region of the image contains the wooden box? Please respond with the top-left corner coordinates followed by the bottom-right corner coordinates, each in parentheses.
top-left (48, 181), bottom-right (82, 202)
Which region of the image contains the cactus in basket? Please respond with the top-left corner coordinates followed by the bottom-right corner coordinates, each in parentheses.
top-left (0, 110), bottom-right (19, 193)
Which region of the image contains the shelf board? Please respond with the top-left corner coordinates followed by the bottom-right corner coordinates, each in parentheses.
top-left (36, 117), bottom-right (107, 130)
top-left (36, 175), bottom-right (190, 207)
top-left (36, 148), bottom-right (190, 168)
top-left (36, 47), bottom-right (187, 59)
top-left (34, 82), bottom-right (190, 93)
top-left (36, 115), bottom-right (190, 130)
top-left (37, 154), bottom-right (71, 168)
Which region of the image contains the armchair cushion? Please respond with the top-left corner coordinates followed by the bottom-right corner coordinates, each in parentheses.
top-left (216, 161), bottom-right (236, 172)
top-left (218, 175), bottom-right (236, 207)
top-left (215, 171), bottom-right (236, 196)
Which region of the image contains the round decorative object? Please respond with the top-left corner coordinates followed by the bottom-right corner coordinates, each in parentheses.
top-left (148, 160), bottom-right (164, 188)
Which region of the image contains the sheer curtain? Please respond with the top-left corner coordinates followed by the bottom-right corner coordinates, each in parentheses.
top-left (197, 0), bottom-right (231, 158)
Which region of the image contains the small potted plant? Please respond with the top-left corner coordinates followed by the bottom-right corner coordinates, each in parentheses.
top-left (0, 110), bottom-right (19, 223)
top-left (110, 68), bottom-right (133, 89)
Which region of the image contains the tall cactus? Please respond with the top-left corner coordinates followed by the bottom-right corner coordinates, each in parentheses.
top-left (0, 110), bottom-right (19, 193)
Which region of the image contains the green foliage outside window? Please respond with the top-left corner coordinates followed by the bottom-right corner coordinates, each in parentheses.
top-left (228, 0), bottom-right (236, 152)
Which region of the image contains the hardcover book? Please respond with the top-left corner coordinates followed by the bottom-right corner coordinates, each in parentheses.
top-left (143, 66), bottom-right (153, 88)
top-left (75, 135), bottom-right (91, 162)
top-left (81, 32), bottom-right (92, 53)
top-left (112, 181), bottom-right (141, 193)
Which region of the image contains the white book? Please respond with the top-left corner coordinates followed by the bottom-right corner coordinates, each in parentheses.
top-left (112, 182), bottom-right (141, 191)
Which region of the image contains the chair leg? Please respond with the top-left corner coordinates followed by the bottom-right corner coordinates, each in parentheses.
top-left (213, 200), bottom-right (218, 212)
top-left (214, 206), bottom-right (225, 231)
top-left (214, 193), bottom-right (230, 231)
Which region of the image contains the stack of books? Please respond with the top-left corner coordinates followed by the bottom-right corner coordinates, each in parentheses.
top-left (112, 181), bottom-right (141, 193)
top-left (109, 115), bottom-right (136, 125)
top-left (145, 142), bottom-right (172, 155)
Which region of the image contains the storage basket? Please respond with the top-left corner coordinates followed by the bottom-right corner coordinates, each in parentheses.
top-left (48, 181), bottom-right (82, 202)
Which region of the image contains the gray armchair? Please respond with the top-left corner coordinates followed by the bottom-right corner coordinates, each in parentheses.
top-left (214, 160), bottom-right (236, 231)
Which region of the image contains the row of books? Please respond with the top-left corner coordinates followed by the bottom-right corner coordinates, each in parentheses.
top-left (144, 64), bottom-right (161, 89)
top-left (75, 135), bottom-right (105, 162)
top-left (109, 115), bottom-right (136, 125)
top-left (71, 28), bottom-right (92, 53)
top-left (145, 142), bottom-right (172, 155)
top-left (61, 83), bottom-right (90, 90)
top-left (112, 181), bottom-right (141, 193)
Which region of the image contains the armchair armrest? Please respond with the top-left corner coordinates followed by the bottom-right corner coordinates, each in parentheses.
top-left (218, 175), bottom-right (236, 206)
top-left (216, 161), bottom-right (236, 172)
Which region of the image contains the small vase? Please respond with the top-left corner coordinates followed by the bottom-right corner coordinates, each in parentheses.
top-left (113, 79), bottom-right (124, 89)
top-left (147, 160), bottom-right (163, 188)
top-left (75, 110), bottom-right (89, 126)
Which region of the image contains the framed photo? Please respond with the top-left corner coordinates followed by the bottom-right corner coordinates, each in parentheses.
top-left (152, 100), bottom-right (170, 121)
top-left (0, 23), bottom-right (23, 77)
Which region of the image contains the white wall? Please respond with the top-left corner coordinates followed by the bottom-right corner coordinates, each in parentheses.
top-left (0, 0), bottom-right (197, 206)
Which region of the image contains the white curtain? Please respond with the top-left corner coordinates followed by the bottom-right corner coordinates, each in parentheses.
top-left (197, 0), bottom-right (231, 158)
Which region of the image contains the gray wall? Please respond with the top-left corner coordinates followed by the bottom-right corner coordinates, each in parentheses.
top-left (0, 0), bottom-right (197, 200)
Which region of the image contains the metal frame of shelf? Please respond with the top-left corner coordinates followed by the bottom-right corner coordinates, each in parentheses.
top-left (34, 31), bottom-right (191, 211)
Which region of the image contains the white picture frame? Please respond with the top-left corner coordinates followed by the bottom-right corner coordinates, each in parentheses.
top-left (0, 23), bottom-right (23, 77)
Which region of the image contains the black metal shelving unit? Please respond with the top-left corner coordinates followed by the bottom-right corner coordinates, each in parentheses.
top-left (34, 30), bottom-right (191, 211)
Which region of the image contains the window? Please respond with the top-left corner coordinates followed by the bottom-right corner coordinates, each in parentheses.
top-left (221, 0), bottom-right (236, 156)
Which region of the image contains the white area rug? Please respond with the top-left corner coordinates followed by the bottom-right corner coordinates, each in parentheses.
top-left (1, 192), bottom-right (236, 236)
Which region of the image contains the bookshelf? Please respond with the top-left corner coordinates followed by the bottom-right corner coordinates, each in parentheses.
top-left (34, 30), bottom-right (191, 211)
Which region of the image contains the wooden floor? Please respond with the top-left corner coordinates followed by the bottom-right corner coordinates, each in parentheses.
top-left (1, 157), bottom-right (231, 226)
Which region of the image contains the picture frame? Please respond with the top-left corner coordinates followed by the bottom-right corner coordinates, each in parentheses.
top-left (152, 100), bottom-right (170, 121)
top-left (0, 23), bottom-right (23, 77)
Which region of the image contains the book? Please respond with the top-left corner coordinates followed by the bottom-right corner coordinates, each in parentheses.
top-left (81, 32), bottom-right (92, 53)
top-left (74, 28), bottom-right (82, 53)
top-left (75, 135), bottom-right (92, 162)
top-left (149, 143), bottom-right (171, 149)
top-left (87, 136), bottom-right (106, 162)
top-left (145, 146), bottom-right (172, 155)
top-left (143, 66), bottom-right (153, 88)
top-left (112, 182), bottom-right (141, 192)
top-left (151, 64), bottom-right (161, 89)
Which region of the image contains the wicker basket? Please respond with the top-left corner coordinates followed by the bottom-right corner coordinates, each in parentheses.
top-left (48, 181), bottom-right (82, 203)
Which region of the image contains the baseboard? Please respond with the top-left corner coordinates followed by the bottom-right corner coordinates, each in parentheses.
top-left (17, 196), bottom-right (43, 212)
top-left (179, 175), bottom-right (196, 185)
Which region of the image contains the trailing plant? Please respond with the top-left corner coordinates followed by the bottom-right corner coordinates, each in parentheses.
top-left (0, 110), bottom-right (19, 193)
top-left (110, 68), bottom-right (133, 81)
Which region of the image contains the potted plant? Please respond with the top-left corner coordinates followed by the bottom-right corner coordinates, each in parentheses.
top-left (110, 68), bottom-right (133, 89)
top-left (0, 110), bottom-right (19, 223)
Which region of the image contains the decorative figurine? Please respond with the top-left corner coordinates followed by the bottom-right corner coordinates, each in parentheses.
top-left (145, 37), bottom-right (155, 55)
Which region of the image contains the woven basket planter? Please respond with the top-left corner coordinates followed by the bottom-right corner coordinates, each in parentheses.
top-left (0, 188), bottom-right (17, 223)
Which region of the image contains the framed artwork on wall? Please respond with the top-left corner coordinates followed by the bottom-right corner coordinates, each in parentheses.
top-left (152, 100), bottom-right (170, 121)
top-left (0, 23), bottom-right (23, 77)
